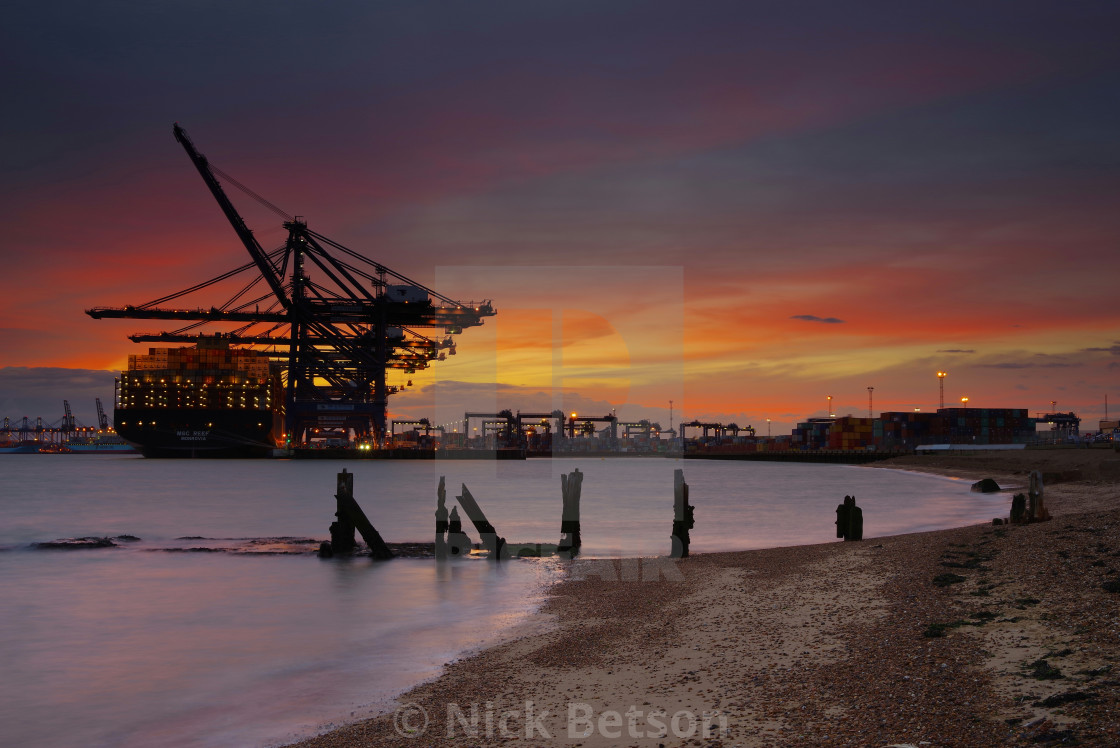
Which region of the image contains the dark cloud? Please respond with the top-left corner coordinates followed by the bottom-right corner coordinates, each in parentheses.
top-left (1082, 343), bottom-right (1120, 355)
top-left (790, 315), bottom-right (845, 324)
top-left (0, 367), bottom-right (117, 425)
top-left (977, 362), bottom-right (1082, 369)
top-left (937, 349), bottom-right (975, 354)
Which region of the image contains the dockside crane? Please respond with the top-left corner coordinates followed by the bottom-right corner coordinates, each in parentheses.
top-left (62, 400), bottom-right (75, 440)
top-left (95, 398), bottom-right (109, 431)
top-left (463, 411), bottom-right (517, 446)
top-left (86, 124), bottom-right (496, 444)
top-left (680, 420), bottom-right (720, 442)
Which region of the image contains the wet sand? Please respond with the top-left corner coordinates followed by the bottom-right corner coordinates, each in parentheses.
top-left (291, 447), bottom-right (1120, 747)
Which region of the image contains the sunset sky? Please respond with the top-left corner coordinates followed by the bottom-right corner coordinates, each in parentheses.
top-left (2, 1), bottom-right (1118, 434)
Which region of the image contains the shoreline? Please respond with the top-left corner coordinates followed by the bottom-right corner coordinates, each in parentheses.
top-left (291, 449), bottom-right (1120, 747)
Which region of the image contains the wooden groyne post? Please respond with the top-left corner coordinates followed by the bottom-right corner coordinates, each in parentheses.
top-left (1010, 493), bottom-right (1026, 524)
top-left (435, 476), bottom-right (449, 560)
top-left (557, 468), bottom-right (583, 558)
top-left (670, 468), bottom-right (694, 558)
top-left (1008, 471), bottom-right (1051, 525)
top-left (1027, 470), bottom-right (1052, 522)
top-left (835, 495), bottom-right (863, 541)
top-left (327, 469), bottom-right (357, 556)
top-left (457, 483), bottom-right (507, 561)
top-left (446, 506), bottom-right (473, 556)
top-left (325, 468), bottom-right (394, 560)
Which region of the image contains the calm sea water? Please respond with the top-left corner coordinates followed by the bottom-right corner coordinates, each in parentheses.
top-left (0, 455), bottom-right (1008, 747)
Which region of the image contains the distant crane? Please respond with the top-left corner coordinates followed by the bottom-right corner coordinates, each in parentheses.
top-left (62, 400), bottom-right (76, 439)
top-left (95, 398), bottom-right (110, 431)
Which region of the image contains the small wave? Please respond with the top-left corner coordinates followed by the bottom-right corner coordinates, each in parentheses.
top-left (31, 535), bottom-right (142, 550)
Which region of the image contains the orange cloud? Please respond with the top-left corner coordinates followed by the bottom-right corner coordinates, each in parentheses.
top-left (561, 309), bottom-right (631, 407)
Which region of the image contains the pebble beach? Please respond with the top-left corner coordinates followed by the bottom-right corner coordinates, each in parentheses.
top-left (291, 448), bottom-right (1120, 747)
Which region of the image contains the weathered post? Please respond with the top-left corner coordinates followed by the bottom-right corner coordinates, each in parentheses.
top-left (835, 497), bottom-right (850, 539)
top-left (835, 495), bottom-right (863, 541)
top-left (1010, 493), bottom-right (1027, 524)
top-left (446, 506), bottom-right (473, 556)
top-left (328, 469), bottom-right (358, 555)
top-left (846, 495), bottom-right (863, 541)
top-left (457, 484), bottom-right (507, 561)
top-left (670, 468), bottom-right (694, 558)
top-left (435, 476), bottom-right (449, 560)
top-left (557, 468), bottom-right (583, 558)
top-left (330, 468), bottom-right (395, 560)
top-left (1028, 470), bottom-right (1051, 522)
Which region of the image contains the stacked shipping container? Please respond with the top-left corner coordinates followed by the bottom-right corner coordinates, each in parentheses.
top-left (118, 341), bottom-right (278, 412)
top-left (791, 408), bottom-right (1037, 451)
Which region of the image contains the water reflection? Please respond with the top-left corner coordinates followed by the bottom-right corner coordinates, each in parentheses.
top-left (0, 456), bottom-right (1005, 746)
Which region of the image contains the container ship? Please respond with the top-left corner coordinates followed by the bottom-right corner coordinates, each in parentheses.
top-left (64, 433), bottom-right (137, 454)
top-left (115, 338), bottom-right (283, 457)
top-left (0, 440), bottom-right (44, 454)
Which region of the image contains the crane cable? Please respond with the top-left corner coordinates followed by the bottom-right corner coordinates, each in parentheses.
top-left (181, 161), bottom-right (471, 312)
top-left (210, 164), bottom-right (294, 223)
top-left (136, 246), bottom-right (287, 309)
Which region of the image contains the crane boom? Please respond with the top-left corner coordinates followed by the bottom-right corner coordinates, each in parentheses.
top-left (62, 400), bottom-right (75, 436)
top-left (172, 124), bottom-right (291, 308)
top-left (95, 398), bottom-right (109, 431)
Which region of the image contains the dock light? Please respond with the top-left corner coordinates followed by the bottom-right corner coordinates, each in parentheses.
top-left (961, 396), bottom-right (969, 407)
top-left (937, 371), bottom-right (947, 409)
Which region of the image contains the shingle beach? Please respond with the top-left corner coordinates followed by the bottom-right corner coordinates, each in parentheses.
top-left (292, 448), bottom-right (1120, 747)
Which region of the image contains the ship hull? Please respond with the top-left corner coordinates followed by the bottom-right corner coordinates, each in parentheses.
top-left (115, 408), bottom-right (277, 458)
top-left (114, 339), bottom-right (282, 458)
top-left (64, 443), bottom-right (138, 454)
top-left (0, 441), bottom-right (44, 454)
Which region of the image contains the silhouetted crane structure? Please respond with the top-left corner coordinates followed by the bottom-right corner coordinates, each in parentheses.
top-left (566, 414), bottom-right (618, 440)
top-left (464, 411), bottom-right (516, 445)
top-left (389, 418), bottom-right (443, 444)
top-left (61, 400), bottom-right (76, 439)
top-left (515, 411), bottom-right (564, 441)
top-left (679, 420), bottom-right (756, 442)
top-left (95, 398), bottom-right (110, 431)
top-left (86, 125), bottom-right (495, 445)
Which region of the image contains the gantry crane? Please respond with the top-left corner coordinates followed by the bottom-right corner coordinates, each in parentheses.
top-left (463, 411), bottom-right (516, 446)
top-left (87, 124), bottom-right (495, 444)
top-left (680, 420), bottom-right (720, 441)
top-left (95, 398), bottom-right (110, 431)
top-left (62, 400), bottom-right (76, 439)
